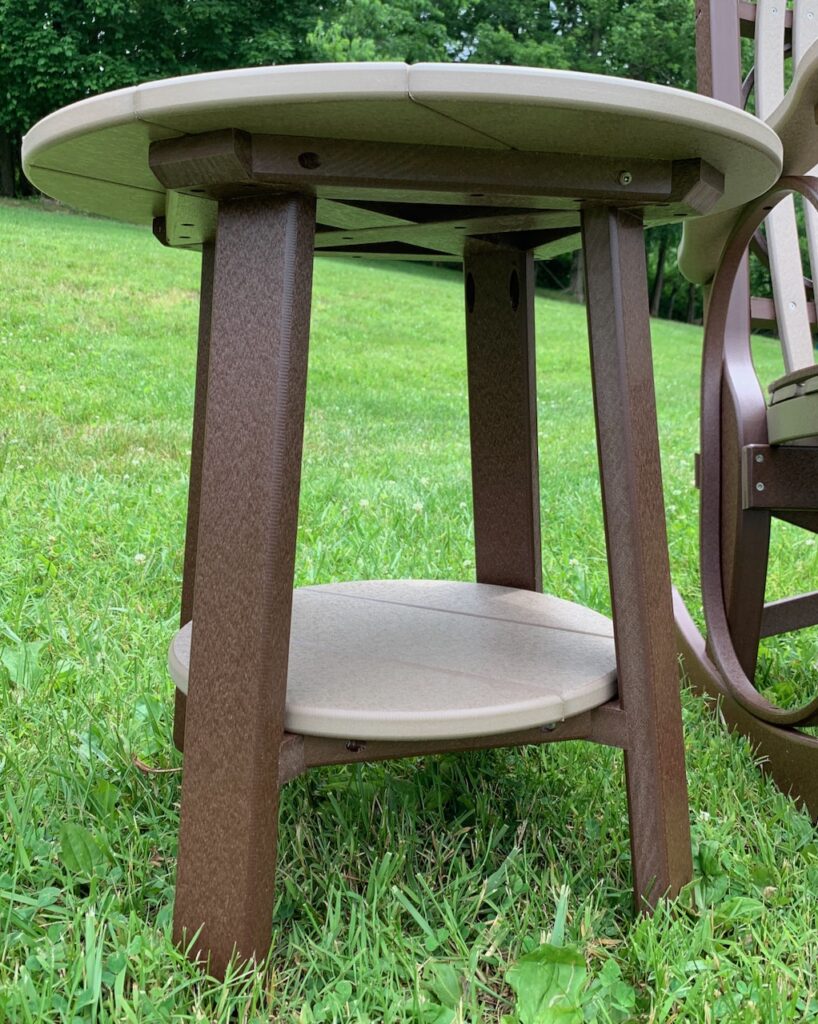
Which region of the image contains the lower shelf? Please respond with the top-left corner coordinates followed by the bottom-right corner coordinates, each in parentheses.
top-left (168, 579), bottom-right (617, 741)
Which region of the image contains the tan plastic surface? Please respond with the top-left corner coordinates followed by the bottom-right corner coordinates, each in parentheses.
top-left (755, 2), bottom-right (814, 372)
top-left (767, 361), bottom-right (818, 443)
top-left (677, 208), bottom-right (738, 285)
top-left (770, 36), bottom-right (818, 175)
top-left (23, 62), bottom-right (781, 227)
top-left (763, 196), bottom-right (814, 372)
top-left (794, 0), bottom-right (818, 67)
top-left (768, 364), bottom-right (818, 442)
top-left (793, 0), bottom-right (818, 292)
top-left (168, 580), bottom-right (617, 741)
top-left (769, 363), bottom-right (818, 392)
top-left (770, 383), bottom-right (800, 404)
top-left (767, 391), bottom-right (818, 443)
top-left (756, 0), bottom-right (787, 120)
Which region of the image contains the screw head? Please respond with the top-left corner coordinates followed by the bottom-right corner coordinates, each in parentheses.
top-left (755, 453), bottom-right (764, 463)
top-left (756, 482), bottom-right (765, 492)
top-left (619, 171), bottom-right (633, 186)
top-left (789, 300), bottom-right (797, 311)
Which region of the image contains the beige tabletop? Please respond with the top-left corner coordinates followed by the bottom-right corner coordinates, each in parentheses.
top-left (23, 62), bottom-right (782, 260)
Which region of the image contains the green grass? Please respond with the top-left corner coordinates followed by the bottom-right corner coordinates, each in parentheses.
top-left (1, 197), bottom-right (818, 1022)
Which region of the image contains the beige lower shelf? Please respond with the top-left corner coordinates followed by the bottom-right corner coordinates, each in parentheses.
top-left (168, 579), bottom-right (617, 742)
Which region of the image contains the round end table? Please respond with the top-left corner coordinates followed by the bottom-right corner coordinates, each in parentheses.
top-left (24, 62), bottom-right (782, 976)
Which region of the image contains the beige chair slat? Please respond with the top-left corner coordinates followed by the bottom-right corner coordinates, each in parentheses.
top-left (794, 1), bottom-right (818, 325)
top-left (801, 192), bottom-right (818, 304)
top-left (756, 0), bottom-right (786, 117)
top-left (757, 0), bottom-right (814, 371)
top-left (793, 0), bottom-right (818, 66)
top-left (765, 197), bottom-right (814, 371)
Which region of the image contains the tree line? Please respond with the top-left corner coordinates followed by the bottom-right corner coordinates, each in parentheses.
top-left (1, 0), bottom-right (700, 319)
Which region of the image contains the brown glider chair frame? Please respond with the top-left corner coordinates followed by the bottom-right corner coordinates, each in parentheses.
top-left (676, 1), bottom-right (818, 816)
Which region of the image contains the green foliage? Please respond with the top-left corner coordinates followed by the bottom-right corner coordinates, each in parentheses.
top-left (0, 0), bottom-right (338, 193)
top-left (504, 944), bottom-right (587, 1023)
top-left (310, 0), bottom-right (696, 86)
top-left (501, 890), bottom-right (638, 1023)
top-left (503, 890), bottom-right (587, 1023)
top-left (59, 823), bottom-right (110, 879)
top-left (310, 0), bottom-right (456, 62)
top-left (604, 0), bottom-right (696, 87)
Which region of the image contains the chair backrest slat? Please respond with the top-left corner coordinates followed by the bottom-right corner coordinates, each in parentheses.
top-left (793, 0), bottom-right (818, 335)
top-left (755, 0), bottom-right (786, 117)
top-left (793, 0), bottom-right (818, 66)
top-left (756, 0), bottom-right (814, 371)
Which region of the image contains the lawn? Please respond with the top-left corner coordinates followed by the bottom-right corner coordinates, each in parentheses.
top-left (1, 198), bottom-right (817, 1022)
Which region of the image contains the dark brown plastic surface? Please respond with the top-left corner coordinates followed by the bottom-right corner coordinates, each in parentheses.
top-left (156, 132), bottom-right (693, 974)
top-left (465, 243), bottom-right (542, 592)
top-left (172, 193), bottom-right (316, 974)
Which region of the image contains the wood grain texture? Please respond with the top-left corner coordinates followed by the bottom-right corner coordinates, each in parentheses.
top-left (172, 193), bottom-right (315, 976)
top-left (582, 205), bottom-right (691, 906)
top-left (464, 244), bottom-right (542, 592)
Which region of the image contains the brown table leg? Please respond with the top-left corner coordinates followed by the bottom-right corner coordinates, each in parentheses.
top-left (581, 205), bottom-right (692, 907)
top-left (172, 193), bottom-right (316, 975)
top-left (464, 243), bottom-right (542, 591)
top-left (174, 240), bottom-right (216, 752)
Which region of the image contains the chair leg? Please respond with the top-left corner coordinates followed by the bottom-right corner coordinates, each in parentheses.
top-left (463, 243), bottom-right (542, 591)
top-left (174, 241), bottom-right (216, 752)
top-left (172, 194), bottom-right (316, 977)
top-left (582, 205), bottom-right (692, 908)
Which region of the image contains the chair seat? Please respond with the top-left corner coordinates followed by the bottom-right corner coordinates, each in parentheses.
top-left (168, 579), bottom-right (617, 741)
top-left (768, 365), bottom-right (818, 443)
